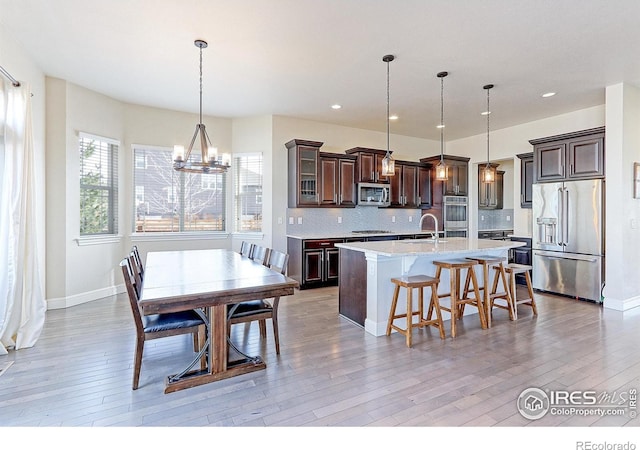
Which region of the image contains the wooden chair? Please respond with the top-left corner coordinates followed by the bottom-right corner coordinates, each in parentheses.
top-left (131, 245), bottom-right (144, 277)
top-left (239, 241), bottom-right (254, 258)
top-left (119, 258), bottom-right (206, 390)
top-left (228, 249), bottom-right (289, 354)
top-left (250, 245), bottom-right (270, 266)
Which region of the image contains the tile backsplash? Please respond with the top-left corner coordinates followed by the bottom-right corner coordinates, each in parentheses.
top-left (477, 209), bottom-right (514, 230)
top-left (287, 207), bottom-right (424, 235)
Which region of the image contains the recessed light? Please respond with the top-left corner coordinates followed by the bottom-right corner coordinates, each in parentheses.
top-left (331, 104), bottom-right (342, 109)
top-left (436, 124), bottom-right (445, 129)
top-left (481, 111), bottom-right (491, 116)
top-left (542, 92), bottom-right (556, 98)
top-left (389, 115), bottom-right (398, 120)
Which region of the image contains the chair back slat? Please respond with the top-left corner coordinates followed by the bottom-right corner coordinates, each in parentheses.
top-left (267, 249), bottom-right (289, 275)
top-left (120, 259), bottom-right (144, 333)
top-left (239, 241), bottom-right (254, 257)
top-left (250, 245), bottom-right (270, 266)
top-left (131, 245), bottom-right (144, 275)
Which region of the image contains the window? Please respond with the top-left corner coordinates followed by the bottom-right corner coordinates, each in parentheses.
top-left (79, 133), bottom-right (118, 235)
top-left (234, 153), bottom-right (263, 232)
top-left (133, 145), bottom-right (226, 233)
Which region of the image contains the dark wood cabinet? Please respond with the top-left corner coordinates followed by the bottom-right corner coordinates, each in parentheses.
top-left (417, 164), bottom-right (432, 208)
top-left (345, 147), bottom-right (392, 183)
top-left (420, 155), bottom-right (469, 196)
top-left (478, 164), bottom-right (504, 209)
top-left (286, 139), bottom-right (322, 207)
top-left (530, 127), bottom-right (605, 183)
top-left (288, 238), bottom-right (343, 289)
top-left (509, 236), bottom-right (532, 285)
top-left (286, 139), bottom-right (356, 208)
top-left (318, 153), bottom-right (356, 207)
top-left (389, 161), bottom-right (419, 208)
top-left (517, 152), bottom-right (534, 208)
top-left (338, 247), bottom-right (367, 326)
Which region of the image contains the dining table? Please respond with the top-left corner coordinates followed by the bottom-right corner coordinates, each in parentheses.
top-left (138, 248), bottom-right (299, 393)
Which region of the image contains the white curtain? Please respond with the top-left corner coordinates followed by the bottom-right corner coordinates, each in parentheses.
top-left (0, 80), bottom-right (46, 355)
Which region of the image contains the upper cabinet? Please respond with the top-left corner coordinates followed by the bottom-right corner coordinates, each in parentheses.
top-left (420, 155), bottom-right (470, 196)
top-left (344, 147), bottom-right (392, 183)
top-left (517, 152), bottom-right (533, 208)
top-left (478, 164), bottom-right (504, 209)
top-left (286, 139), bottom-right (322, 207)
top-left (417, 164), bottom-right (432, 208)
top-left (286, 139), bottom-right (356, 208)
top-left (530, 127), bottom-right (605, 183)
top-left (389, 161), bottom-right (419, 208)
top-left (318, 153), bottom-right (357, 207)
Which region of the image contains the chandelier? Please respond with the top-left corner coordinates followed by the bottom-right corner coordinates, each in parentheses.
top-left (381, 54), bottom-right (395, 177)
top-left (173, 40), bottom-right (230, 174)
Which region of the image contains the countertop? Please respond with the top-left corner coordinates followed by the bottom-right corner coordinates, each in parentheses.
top-left (335, 237), bottom-right (525, 257)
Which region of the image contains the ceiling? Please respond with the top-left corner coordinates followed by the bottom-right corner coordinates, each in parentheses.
top-left (2, 0), bottom-right (640, 141)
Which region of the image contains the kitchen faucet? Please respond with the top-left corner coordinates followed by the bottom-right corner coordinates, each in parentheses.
top-left (419, 213), bottom-right (440, 241)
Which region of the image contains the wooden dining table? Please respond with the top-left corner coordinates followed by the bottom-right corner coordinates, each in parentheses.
top-left (138, 248), bottom-right (299, 393)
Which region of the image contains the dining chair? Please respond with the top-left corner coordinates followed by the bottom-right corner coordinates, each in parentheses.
top-left (239, 241), bottom-right (254, 258)
top-left (128, 252), bottom-right (144, 296)
top-left (119, 258), bottom-right (206, 390)
top-left (228, 249), bottom-right (289, 354)
top-left (250, 244), bottom-right (270, 266)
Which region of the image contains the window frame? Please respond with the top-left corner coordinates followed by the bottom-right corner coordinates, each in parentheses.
top-left (78, 132), bottom-right (119, 237)
top-left (131, 144), bottom-right (229, 237)
top-left (234, 152), bottom-right (263, 233)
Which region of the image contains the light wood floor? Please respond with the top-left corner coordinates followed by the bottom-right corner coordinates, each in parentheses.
top-left (0, 286), bottom-right (638, 427)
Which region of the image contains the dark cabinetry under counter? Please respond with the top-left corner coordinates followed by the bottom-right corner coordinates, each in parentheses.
top-left (509, 236), bottom-right (532, 285)
top-left (288, 237), bottom-right (343, 289)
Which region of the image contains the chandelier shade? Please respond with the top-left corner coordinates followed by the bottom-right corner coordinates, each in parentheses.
top-left (173, 39), bottom-right (230, 174)
top-left (381, 54), bottom-right (395, 177)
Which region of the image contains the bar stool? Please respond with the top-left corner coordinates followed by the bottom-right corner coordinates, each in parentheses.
top-left (432, 259), bottom-right (487, 338)
top-left (463, 255), bottom-right (514, 327)
top-left (500, 264), bottom-right (538, 319)
top-left (386, 275), bottom-right (445, 347)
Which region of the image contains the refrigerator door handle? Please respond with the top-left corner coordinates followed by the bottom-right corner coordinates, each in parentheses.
top-left (564, 187), bottom-right (570, 247)
top-left (557, 187), bottom-right (564, 246)
top-left (534, 250), bottom-right (598, 263)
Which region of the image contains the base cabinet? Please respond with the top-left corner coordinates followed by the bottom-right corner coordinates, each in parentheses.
top-left (288, 238), bottom-right (343, 289)
top-left (509, 236), bottom-right (532, 285)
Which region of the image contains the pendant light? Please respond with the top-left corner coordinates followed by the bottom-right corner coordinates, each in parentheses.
top-left (173, 40), bottom-right (231, 174)
top-left (435, 71), bottom-right (449, 181)
top-left (481, 83), bottom-right (496, 183)
top-left (381, 54), bottom-right (395, 177)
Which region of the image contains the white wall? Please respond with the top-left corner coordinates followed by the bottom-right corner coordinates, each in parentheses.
top-left (603, 83), bottom-right (640, 310)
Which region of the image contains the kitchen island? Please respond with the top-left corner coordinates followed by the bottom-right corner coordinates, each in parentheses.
top-left (335, 237), bottom-right (525, 336)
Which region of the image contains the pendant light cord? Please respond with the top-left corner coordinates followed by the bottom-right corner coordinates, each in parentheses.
top-left (440, 75), bottom-right (444, 163)
top-left (386, 59), bottom-right (390, 154)
top-left (199, 44), bottom-right (203, 125)
top-left (486, 86), bottom-right (490, 166)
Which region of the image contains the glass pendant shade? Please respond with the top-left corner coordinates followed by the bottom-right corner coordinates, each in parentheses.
top-left (381, 154), bottom-right (395, 176)
top-left (482, 164), bottom-right (496, 183)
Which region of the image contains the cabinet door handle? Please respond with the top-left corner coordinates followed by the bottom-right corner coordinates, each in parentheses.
top-left (319, 242), bottom-right (331, 245)
top-left (371, 171), bottom-right (375, 181)
top-left (339, 193), bottom-right (342, 203)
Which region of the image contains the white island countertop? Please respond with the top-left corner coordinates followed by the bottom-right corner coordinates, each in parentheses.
top-left (335, 237), bottom-right (524, 257)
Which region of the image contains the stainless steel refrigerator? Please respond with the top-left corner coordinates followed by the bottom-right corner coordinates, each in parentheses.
top-left (532, 179), bottom-right (604, 302)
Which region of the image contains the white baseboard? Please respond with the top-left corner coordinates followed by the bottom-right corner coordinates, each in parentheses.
top-left (603, 294), bottom-right (640, 312)
top-left (47, 284), bottom-right (125, 310)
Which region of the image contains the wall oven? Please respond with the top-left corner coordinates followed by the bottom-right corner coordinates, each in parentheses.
top-left (443, 195), bottom-right (468, 237)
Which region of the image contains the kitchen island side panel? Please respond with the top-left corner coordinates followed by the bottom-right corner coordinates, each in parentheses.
top-left (338, 248), bottom-right (367, 326)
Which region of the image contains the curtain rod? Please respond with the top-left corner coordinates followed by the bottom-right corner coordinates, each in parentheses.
top-left (0, 64), bottom-right (21, 87)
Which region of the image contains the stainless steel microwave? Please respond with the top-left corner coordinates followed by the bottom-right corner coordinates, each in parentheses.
top-left (357, 183), bottom-right (390, 207)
